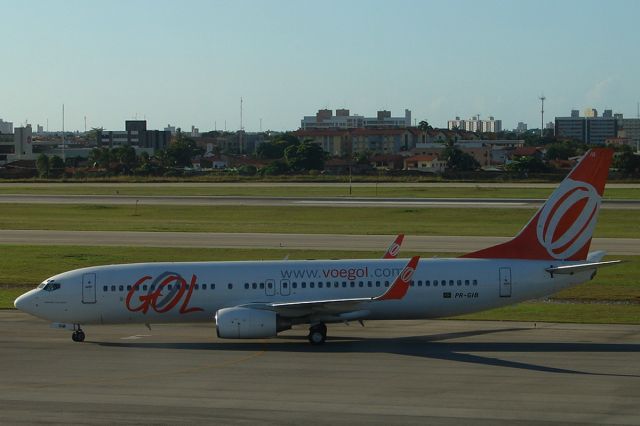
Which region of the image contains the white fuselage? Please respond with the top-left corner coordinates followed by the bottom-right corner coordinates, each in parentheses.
top-left (18, 257), bottom-right (592, 326)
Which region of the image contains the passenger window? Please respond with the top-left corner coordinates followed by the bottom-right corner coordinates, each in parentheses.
top-left (211, 284), bottom-right (216, 290)
top-left (457, 280), bottom-right (462, 286)
top-left (301, 282), bottom-right (306, 289)
top-left (426, 280), bottom-right (430, 286)
top-left (259, 283), bottom-right (264, 289)
top-left (376, 281), bottom-right (381, 287)
top-left (473, 280), bottom-right (478, 286)
top-left (341, 282), bottom-right (346, 288)
top-left (318, 282), bottom-right (323, 288)
top-left (449, 280), bottom-right (454, 286)
top-left (350, 282), bottom-right (355, 288)
top-left (150, 285), bottom-right (155, 291)
top-left (103, 286), bottom-right (108, 292)
top-left (465, 280), bottom-right (470, 286)
top-left (244, 283), bottom-right (249, 289)
top-left (111, 285), bottom-right (116, 291)
top-left (202, 284), bottom-right (207, 290)
top-left (359, 281), bottom-right (364, 287)
top-left (228, 283), bottom-right (233, 289)
top-left (283, 282), bottom-right (288, 288)
top-left (119, 285), bottom-right (124, 291)
top-left (434, 280), bottom-right (438, 286)
top-left (310, 282), bottom-right (315, 288)
top-left (143, 285), bottom-right (148, 291)
top-left (385, 281), bottom-right (390, 287)
top-left (252, 283), bottom-right (257, 289)
top-left (292, 282), bottom-right (297, 288)
top-left (127, 285), bottom-right (131, 291)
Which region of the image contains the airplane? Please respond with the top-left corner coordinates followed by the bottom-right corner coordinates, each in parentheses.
top-left (14, 148), bottom-right (621, 345)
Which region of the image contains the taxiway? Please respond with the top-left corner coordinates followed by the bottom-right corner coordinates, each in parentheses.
top-left (1, 311), bottom-right (638, 425)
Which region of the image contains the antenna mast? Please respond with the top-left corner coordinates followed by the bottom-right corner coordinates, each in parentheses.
top-left (62, 104), bottom-right (66, 161)
top-left (539, 94), bottom-right (546, 137)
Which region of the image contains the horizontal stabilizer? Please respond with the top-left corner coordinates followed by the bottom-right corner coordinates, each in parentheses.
top-left (545, 260), bottom-right (621, 275)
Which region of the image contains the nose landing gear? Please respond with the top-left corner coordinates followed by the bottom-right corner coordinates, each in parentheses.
top-left (308, 322), bottom-right (327, 345)
top-left (71, 325), bottom-right (85, 342)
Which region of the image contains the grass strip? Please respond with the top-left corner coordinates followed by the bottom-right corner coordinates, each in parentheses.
top-left (0, 204), bottom-right (637, 238)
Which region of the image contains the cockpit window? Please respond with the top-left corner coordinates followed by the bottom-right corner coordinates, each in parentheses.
top-left (42, 282), bottom-right (61, 292)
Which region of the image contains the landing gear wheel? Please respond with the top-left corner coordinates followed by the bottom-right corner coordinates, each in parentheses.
top-left (72, 329), bottom-right (85, 342)
top-left (308, 323), bottom-right (327, 345)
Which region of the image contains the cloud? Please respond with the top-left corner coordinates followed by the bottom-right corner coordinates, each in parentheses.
top-left (585, 76), bottom-right (615, 105)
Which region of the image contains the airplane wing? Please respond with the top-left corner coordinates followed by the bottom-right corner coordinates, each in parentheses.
top-left (545, 260), bottom-right (621, 275)
top-left (242, 256), bottom-right (419, 320)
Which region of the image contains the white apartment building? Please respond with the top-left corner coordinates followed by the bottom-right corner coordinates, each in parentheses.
top-left (301, 109), bottom-right (411, 130)
top-left (447, 116), bottom-right (502, 133)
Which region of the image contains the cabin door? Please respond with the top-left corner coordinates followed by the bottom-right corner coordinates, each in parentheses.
top-left (82, 273), bottom-right (97, 304)
top-left (499, 267), bottom-right (512, 298)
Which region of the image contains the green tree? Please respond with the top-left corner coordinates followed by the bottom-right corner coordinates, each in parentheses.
top-left (238, 164), bottom-right (258, 176)
top-left (49, 155), bottom-right (65, 178)
top-left (284, 140), bottom-right (327, 171)
top-left (260, 160), bottom-right (290, 176)
top-left (113, 145), bottom-right (138, 174)
top-left (36, 154), bottom-right (50, 178)
top-left (85, 127), bottom-right (103, 144)
top-left (162, 134), bottom-right (203, 168)
top-left (256, 134), bottom-right (300, 159)
top-left (418, 120), bottom-right (432, 131)
top-left (506, 156), bottom-right (549, 173)
top-left (442, 146), bottom-right (479, 171)
top-left (614, 146), bottom-right (640, 177)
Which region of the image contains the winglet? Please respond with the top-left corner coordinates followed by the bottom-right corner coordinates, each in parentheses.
top-left (375, 256), bottom-right (419, 301)
top-left (383, 234), bottom-right (404, 259)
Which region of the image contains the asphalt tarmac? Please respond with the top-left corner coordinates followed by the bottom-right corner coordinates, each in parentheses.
top-left (1, 230), bottom-right (639, 255)
top-left (1, 311), bottom-right (639, 425)
top-left (1, 193), bottom-right (639, 209)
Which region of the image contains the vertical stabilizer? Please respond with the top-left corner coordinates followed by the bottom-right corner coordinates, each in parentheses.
top-left (461, 148), bottom-right (613, 261)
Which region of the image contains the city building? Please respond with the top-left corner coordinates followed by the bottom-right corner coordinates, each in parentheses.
top-left (555, 109), bottom-right (618, 145)
top-left (515, 122), bottom-right (528, 133)
top-left (164, 124), bottom-right (177, 135)
top-left (447, 116), bottom-right (502, 133)
top-left (293, 129), bottom-right (351, 156)
top-left (0, 126), bottom-right (36, 164)
top-left (617, 118), bottom-right (640, 151)
top-left (404, 154), bottom-right (446, 173)
top-left (97, 120), bottom-right (170, 153)
top-left (301, 109), bottom-right (411, 130)
top-left (0, 118), bottom-right (13, 134)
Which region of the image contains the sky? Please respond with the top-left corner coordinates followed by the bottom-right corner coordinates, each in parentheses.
top-left (1, 0), bottom-right (639, 132)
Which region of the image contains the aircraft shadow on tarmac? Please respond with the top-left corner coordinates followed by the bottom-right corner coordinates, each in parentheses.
top-left (95, 327), bottom-right (640, 378)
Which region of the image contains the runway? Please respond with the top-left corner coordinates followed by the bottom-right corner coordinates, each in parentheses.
top-left (1, 230), bottom-right (639, 255)
top-left (1, 311), bottom-right (638, 425)
top-left (1, 194), bottom-right (639, 209)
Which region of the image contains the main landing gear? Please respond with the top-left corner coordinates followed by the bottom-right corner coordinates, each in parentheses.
top-left (71, 325), bottom-right (85, 342)
top-left (308, 322), bottom-right (327, 345)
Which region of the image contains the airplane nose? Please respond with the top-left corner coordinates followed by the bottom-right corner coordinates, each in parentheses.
top-left (14, 294), bottom-right (25, 310)
top-left (14, 293), bottom-right (30, 312)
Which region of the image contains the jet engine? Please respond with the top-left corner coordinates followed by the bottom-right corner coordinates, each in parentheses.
top-left (215, 307), bottom-right (290, 339)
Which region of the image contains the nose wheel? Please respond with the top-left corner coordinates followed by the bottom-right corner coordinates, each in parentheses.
top-left (308, 323), bottom-right (327, 345)
top-left (71, 326), bottom-right (85, 342)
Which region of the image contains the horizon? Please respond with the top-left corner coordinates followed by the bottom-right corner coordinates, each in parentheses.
top-left (1, 0), bottom-right (639, 132)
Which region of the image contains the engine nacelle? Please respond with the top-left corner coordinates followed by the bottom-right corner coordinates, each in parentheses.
top-left (215, 307), bottom-right (289, 339)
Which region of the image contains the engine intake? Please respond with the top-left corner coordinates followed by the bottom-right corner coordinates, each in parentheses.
top-left (215, 307), bottom-right (290, 339)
